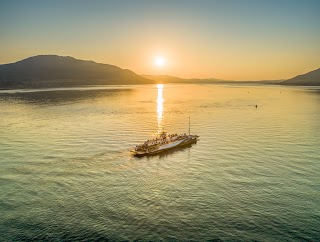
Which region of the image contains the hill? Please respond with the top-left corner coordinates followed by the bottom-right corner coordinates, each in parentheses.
top-left (143, 75), bottom-right (229, 84)
top-left (143, 75), bottom-right (282, 84)
top-left (281, 68), bottom-right (320, 86)
top-left (143, 75), bottom-right (187, 83)
top-left (1, 55), bottom-right (318, 88)
top-left (0, 55), bottom-right (152, 89)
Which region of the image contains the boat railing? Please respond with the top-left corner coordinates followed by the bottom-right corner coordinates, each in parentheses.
top-left (135, 133), bottom-right (191, 150)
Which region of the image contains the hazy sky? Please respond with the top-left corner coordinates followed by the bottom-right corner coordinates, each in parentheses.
top-left (1, 0), bottom-right (320, 80)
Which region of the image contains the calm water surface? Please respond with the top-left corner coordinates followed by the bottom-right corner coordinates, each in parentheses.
top-left (0, 84), bottom-right (319, 241)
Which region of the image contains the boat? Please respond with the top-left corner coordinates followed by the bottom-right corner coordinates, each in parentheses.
top-left (131, 117), bottom-right (199, 157)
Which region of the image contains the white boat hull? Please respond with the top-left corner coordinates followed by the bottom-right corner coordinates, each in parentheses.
top-left (132, 135), bottom-right (198, 157)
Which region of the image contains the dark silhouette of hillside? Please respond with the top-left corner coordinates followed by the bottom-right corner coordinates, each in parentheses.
top-left (1, 55), bottom-right (319, 89)
top-left (0, 55), bottom-right (152, 89)
top-left (143, 75), bottom-right (282, 84)
top-left (281, 68), bottom-right (320, 86)
top-left (142, 75), bottom-right (224, 83)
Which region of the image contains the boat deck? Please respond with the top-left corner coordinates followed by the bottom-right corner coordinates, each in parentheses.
top-left (132, 133), bottom-right (199, 157)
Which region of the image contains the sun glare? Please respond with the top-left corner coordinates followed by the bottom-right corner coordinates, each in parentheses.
top-left (157, 84), bottom-right (164, 134)
top-left (154, 56), bottom-right (166, 67)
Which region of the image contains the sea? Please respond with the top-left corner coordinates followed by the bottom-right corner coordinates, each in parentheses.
top-left (0, 84), bottom-right (319, 241)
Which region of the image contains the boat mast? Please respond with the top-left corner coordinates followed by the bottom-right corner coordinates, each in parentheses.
top-left (189, 116), bottom-right (190, 135)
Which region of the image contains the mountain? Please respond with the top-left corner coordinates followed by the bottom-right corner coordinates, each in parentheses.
top-left (143, 75), bottom-right (228, 84)
top-left (1, 55), bottom-right (318, 89)
top-left (281, 68), bottom-right (320, 86)
top-left (0, 55), bottom-right (152, 89)
top-left (143, 75), bottom-right (282, 84)
top-left (143, 75), bottom-right (187, 83)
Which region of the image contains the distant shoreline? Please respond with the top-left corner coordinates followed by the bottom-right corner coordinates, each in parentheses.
top-left (1, 55), bottom-right (319, 88)
top-left (1, 82), bottom-right (320, 93)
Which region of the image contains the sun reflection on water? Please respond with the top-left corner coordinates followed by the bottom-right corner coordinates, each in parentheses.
top-left (157, 84), bottom-right (164, 134)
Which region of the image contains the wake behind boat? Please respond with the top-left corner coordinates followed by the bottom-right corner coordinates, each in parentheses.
top-left (131, 117), bottom-right (199, 157)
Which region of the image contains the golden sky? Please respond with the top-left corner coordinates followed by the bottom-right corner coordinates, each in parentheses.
top-left (1, 1), bottom-right (319, 80)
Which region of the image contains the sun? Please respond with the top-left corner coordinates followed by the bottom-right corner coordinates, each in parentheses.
top-left (154, 56), bottom-right (166, 67)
